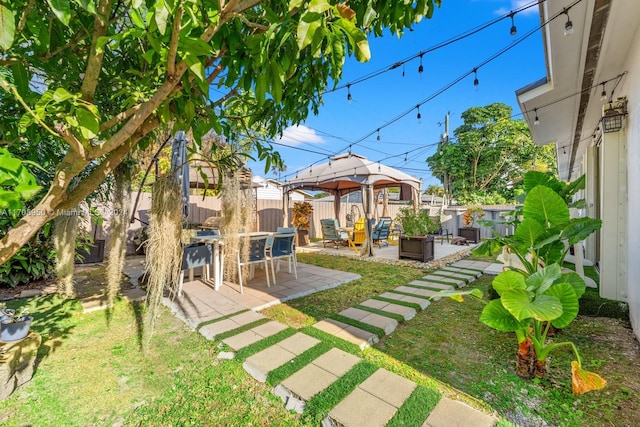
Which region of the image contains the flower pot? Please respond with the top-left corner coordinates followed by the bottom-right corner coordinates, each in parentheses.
top-left (1, 316), bottom-right (33, 342)
top-left (297, 229), bottom-right (310, 247)
top-left (458, 227), bottom-right (480, 243)
top-left (399, 235), bottom-right (435, 262)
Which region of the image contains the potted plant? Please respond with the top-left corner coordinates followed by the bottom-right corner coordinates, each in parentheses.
top-left (291, 201), bottom-right (313, 246)
top-left (395, 208), bottom-right (439, 262)
top-left (458, 206), bottom-right (485, 243)
top-left (0, 305), bottom-right (33, 342)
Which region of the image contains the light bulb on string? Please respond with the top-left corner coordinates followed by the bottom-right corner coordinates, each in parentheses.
top-left (309, 166), bottom-right (312, 175)
top-left (473, 68), bottom-right (479, 88)
top-left (418, 53), bottom-right (424, 77)
top-left (563, 8), bottom-right (573, 36)
top-left (509, 11), bottom-right (517, 36)
top-left (328, 157), bottom-right (332, 167)
top-left (404, 153), bottom-right (408, 162)
top-left (402, 63), bottom-right (405, 77)
top-left (378, 162), bottom-right (381, 172)
top-left (600, 83), bottom-right (607, 102)
top-left (534, 108), bottom-right (540, 125)
top-left (563, 147), bottom-right (567, 157)
top-left (347, 84), bottom-right (352, 103)
top-left (353, 168), bottom-right (357, 177)
top-left (348, 145), bottom-right (352, 158)
top-left (416, 105), bottom-right (422, 123)
top-left (376, 129), bottom-right (381, 141)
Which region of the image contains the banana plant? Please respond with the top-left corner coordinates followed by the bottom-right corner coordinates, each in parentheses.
top-left (440, 266), bottom-right (606, 394)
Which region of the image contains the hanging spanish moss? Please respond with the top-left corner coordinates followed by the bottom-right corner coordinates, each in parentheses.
top-left (106, 165), bottom-right (131, 315)
top-left (143, 176), bottom-right (183, 343)
top-left (221, 168), bottom-right (254, 285)
top-left (53, 209), bottom-right (78, 298)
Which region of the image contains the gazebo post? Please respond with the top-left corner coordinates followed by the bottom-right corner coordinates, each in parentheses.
top-left (282, 190), bottom-right (290, 227)
top-left (333, 190), bottom-right (341, 225)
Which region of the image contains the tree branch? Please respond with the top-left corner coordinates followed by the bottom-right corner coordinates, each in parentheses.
top-left (230, 13), bottom-right (269, 30)
top-left (99, 104), bottom-right (142, 132)
top-left (167, 5), bottom-right (184, 81)
top-left (80, 0), bottom-right (113, 102)
top-left (231, 0), bottom-right (263, 14)
top-left (16, 0), bottom-right (35, 34)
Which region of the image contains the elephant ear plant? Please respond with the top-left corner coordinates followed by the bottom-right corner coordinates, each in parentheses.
top-left (437, 171), bottom-right (605, 395)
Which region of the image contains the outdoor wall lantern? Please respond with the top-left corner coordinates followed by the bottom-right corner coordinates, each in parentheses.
top-left (601, 97), bottom-right (627, 133)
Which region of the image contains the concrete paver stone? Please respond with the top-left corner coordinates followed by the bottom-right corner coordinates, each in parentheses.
top-left (243, 345), bottom-right (297, 382)
top-left (251, 321), bottom-right (288, 338)
top-left (423, 397), bottom-right (496, 427)
top-left (276, 333), bottom-right (320, 356)
top-left (334, 325), bottom-right (379, 349)
top-left (360, 313), bottom-right (398, 335)
top-left (393, 286), bottom-right (440, 300)
top-left (311, 348), bottom-right (361, 377)
top-left (312, 319), bottom-right (345, 335)
top-left (421, 275), bottom-right (465, 288)
top-left (222, 330), bottom-right (264, 351)
top-left (358, 368), bottom-right (417, 408)
top-left (339, 307), bottom-right (372, 321)
top-left (328, 387), bottom-right (398, 427)
top-left (379, 292), bottom-right (431, 310)
top-left (281, 363), bottom-right (338, 401)
top-left (411, 280), bottom-right (455, 291)
top-left (359, 299), bottom-right (389, 310)
top-left (442, 267), bottom-right (482, 278)
top-left (430, 271), bottom-right (473, 282)
top-left (229, 310), bottom-right (265, 325)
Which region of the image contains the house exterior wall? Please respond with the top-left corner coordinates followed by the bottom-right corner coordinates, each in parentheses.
top-left (622, 25), bottom-right (640, 340)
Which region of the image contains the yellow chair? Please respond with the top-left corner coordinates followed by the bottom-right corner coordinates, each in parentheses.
top-left (351, 217), bottom-right (375, 245)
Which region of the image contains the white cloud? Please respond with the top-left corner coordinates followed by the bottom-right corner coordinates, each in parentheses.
top-left (495, 0), bottom-right (539, 16)
top-left (277, 125), bottom-right (325, 147)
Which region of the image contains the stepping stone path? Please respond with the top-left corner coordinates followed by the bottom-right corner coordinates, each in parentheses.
top-left (196, 260), bottom-right (497, 426)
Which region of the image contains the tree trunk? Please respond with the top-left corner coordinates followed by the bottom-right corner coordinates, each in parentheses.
top-left (515, 337), bottom-right (536, 379)
top-left (535, 358), bottom-right (548, 379)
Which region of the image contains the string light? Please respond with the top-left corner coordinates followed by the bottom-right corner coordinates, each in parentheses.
top-left (328, 157), bottom-right (332, 167)
top-left (376, 129), bottom-right (381, 141)
top-left (563, 147), bottom-right (567, 157)
top-left (534, 108), bottom-right (540, 125)
top-left (416, 105), bottom-right (421, 121)
top-left (402, 63), bottom-right (405, 77)
top-left (378, 162), bottom-right (381, 172)
top-left (347, 84), bottom-right (352, 102)
top-left (353, 168), bottom-right (357, 177)
top-left (600, 83), bottom-right (607, 102)
top-left (509, 11), bottom-right (517, 36)
top-left (563, 8), bottom-right (573, 36)
top-left (404, 153), bottom-right (408, 162)
top-left (473, 68), bottom-right (479, 87)
top-left (418, 53), bottom-right (424, 77)
top-left (348, 145), bottom-right (352, 157)
top-left (309, 166), bottom-right (312, 174)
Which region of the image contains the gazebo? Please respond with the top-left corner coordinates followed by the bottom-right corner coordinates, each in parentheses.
top-left (282, 153), bottom-right (422, 255)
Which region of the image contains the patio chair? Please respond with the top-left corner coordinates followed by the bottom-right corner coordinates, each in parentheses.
top-left (434, 226), bottom-right (453, 244)
top-left (276, 227), bottom-right (297, 268)
top-left (372, 217), bottom-right (393, 248)
top-left (352, 217), bottom-right (375, 245)
top-left (266, 232), bottom-right (297, 284)
top-left (178, 243), bottom-right (213, 297)
top-left (320, 218), bottom-right (356, 251)
top-left (236, 234), bottom-right (270, 294)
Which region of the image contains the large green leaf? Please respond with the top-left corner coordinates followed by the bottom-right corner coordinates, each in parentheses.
top-left (523, 185), bottom-right (569, 228)
top-left (561, 271), bottom-right (586, 299)
top-left (47, 0), bottom-right (71, 26)
top-left (76, 108), bottom-right (99, 139)
top-left (513, 217), bottom-right (545, 248)
top-left (154, 0), bottom-right (169, 35)
top-left (333, 18), bottom-right (370, 62)
top-left (491, 270), bottom-right (526, 296)
top-left (544, 282), bottom-right (579, 328)
top-left (480, 299), bottom-right (527, 332)
top-left (527, 263), bottom-right (562, 295)
top-left (0, 5), bottom-right (15, 50)
top-left (501, 289), bottom-right (563, 322)
top-left (562, 217), bottom-right (602, 245)
top-left (296, 12), bottom-right (322, 51)
top-left (523, 171), bottom-right (564, 194)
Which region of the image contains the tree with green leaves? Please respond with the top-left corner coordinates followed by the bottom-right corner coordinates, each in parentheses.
top-left (0, 0), bottom-right (442, 264)
top-left (426, 103), bottom-right (556, 205)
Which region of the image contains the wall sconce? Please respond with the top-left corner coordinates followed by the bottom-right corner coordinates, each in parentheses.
top-left (601, 98), bottom-right (627, 133)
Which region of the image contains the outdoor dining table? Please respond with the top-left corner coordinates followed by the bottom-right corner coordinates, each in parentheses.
top-left (190, 232), bottom-right (272, 291)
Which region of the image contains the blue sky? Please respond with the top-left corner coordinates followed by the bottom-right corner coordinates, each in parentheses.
top-left (247, 0), bottom-right (546, 189)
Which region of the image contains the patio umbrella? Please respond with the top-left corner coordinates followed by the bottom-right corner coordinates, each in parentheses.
top-left (170, 130), bottom-right (190, 219)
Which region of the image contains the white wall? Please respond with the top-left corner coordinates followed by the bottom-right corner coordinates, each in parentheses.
top-left (622, 26), bottom-right (640, 340)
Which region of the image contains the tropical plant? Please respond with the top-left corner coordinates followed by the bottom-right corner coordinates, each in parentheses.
top-left (461, 206), bottom-right (485, 227)
top-left (291, 202), bottom-right (313, 230)
top-left (0, 0), bottom-right (443, 266)
top-left (395, 208), bottom-right (439, 238)
top-left (436, 170), bottom-right (605, 394)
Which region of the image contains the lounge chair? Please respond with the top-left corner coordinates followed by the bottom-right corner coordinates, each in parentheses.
top-left (320, 218), bottom-right (356, 252)
top-left (372, 217), bottom-right (393, 247)
top-left (351, 217), bottom-right (375, 245)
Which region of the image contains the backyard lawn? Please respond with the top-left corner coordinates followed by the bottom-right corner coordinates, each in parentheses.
top-left (0, 253), bottom-right (637, 427)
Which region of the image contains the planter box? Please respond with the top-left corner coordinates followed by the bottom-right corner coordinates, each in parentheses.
top-left (76, 239), bottom-right (106, 264)
top-left (296, 230), bottom-right (310, 247)
top-left (458, 227), bottom-right (480, 243)
top-left (399, 235), bottom-right (434, 262)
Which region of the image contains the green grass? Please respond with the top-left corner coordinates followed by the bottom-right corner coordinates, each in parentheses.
top-left (234, 328), bottom-right (297, 361)
top-left (386, 386), bottom-right (441, 427)
top-left (302, 360), bottom-right (379, 424)
top-left (0, 296), bottom-right (308, 427)
top-left (299, 326), bottom-right (363, 355)
top-left (266, 342), bottom-right (333, 385)
top-left (196, 308), bottom-right (249, 328)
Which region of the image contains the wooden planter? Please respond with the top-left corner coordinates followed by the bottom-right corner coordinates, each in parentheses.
top-left (458, 227), bottom-right (480, 243)
top-left (399, 235), bottom-right (435, 262)
top-left (296, 229), bottom-right (310, 247)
